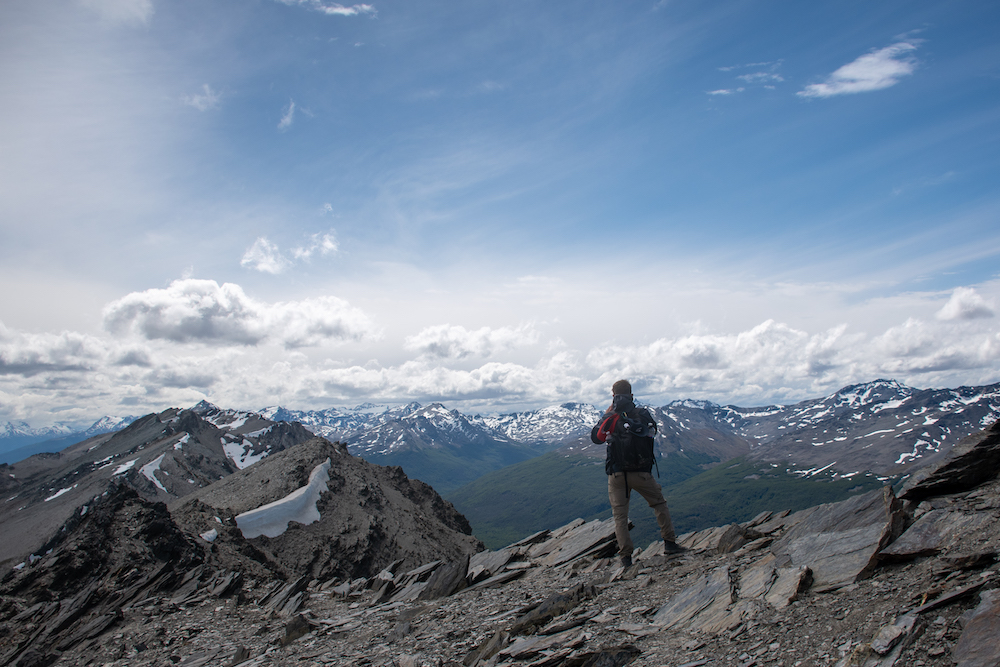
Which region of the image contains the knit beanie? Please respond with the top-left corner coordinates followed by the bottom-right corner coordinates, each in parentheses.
top-left (612, 379), bottom-right (632, 396)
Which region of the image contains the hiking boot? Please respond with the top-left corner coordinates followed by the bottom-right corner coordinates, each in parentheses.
top-left (663, 540), bottom-right (686, 554)
top-left (620, 554), bottom-right (633, 567)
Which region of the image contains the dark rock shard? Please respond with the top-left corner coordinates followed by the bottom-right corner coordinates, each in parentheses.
top-left (901, 419), bottom-right (1000, 501)
top-left (417, 555), bottom-right (469, 600)
top-left (880, 509), bottom-right (991, 561)
top-left (575, 644), bottom-right (643, 667)
top-left (280, 613), bottom-right (315, 646)
top-left (953, 589), bottom-right (1000, 667)
top-left (508, 582), bottom-right (596, 636)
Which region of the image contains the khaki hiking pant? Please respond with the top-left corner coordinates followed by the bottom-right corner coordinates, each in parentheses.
top-left (608, 471), bottom-right (676, 557)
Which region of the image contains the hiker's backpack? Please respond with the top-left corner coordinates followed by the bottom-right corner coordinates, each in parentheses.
top-left (601, 408), bottom-right (658, 474)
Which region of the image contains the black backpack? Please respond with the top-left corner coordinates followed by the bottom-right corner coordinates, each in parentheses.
top-left (604, 408), bottom-right (658, 474)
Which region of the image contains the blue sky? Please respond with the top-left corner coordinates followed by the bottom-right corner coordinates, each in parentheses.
top-left (1, 0), bottom-right (999, 426)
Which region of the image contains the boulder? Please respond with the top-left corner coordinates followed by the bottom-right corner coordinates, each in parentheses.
top-left (768, 487), bottom-right (906, 591)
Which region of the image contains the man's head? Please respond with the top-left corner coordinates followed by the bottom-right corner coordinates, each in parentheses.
top-left (612, 379), bottom-right (632, 397)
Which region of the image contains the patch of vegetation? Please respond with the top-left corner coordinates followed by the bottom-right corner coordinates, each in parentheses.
top-left (447, 449), bottom-right (717, 549)
top-left (449, 453), bottom-right (894, 551)
top-left (366, 442), bottom-right (544, 496)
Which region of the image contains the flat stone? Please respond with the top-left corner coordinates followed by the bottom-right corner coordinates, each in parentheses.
top-left (952, 589), bottom-right (1000, 667)
top-left (764, 566), bottom-right (810, 609)
top-left (880, 510), bottom-right (991, 560)
top-left (782, 523), bottom-right (887, 591)
top-left (652, 565), bottom-right (734, 631)
top-left (468, 547), bottom-right (517, 583)
top-left (531, 519), bottom-right (617, 567)
top-left (769, 488), bottom-right (906, 591)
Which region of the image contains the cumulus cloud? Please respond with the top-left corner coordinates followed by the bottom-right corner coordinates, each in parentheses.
top-left (80, 0), bottom-right (153, 25)
top-left (274, 0), bottom-right (376, 16)
top-left (4, 281), bottom-right (1000, 425)
top-left (241, 237), bottom-right (290, 274)
top-left (102, 279), bottom-right (379, 348)
top-left (404, 324), bottom-right (540, 359)
top-left (936, 287), bottom-right (995, 321)
top-left (0, 325), bottom-right (107, 377)
top-left (798, 42), bottom-right (919, 98)
top-left (183, 84), bottom-right (222, 111)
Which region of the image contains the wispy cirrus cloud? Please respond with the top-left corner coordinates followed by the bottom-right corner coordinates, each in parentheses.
top-left (274, 0), bottom-right (376, 17)
top-left (278, 100), bottom-right (296, 131)
top-left (798, 41), bottom-right (920, 98)
top-left (80, 0), bottom-right (153, 26)
top-left (709, 60), bottom-right (783, 96)
top-left (183, 84), bottom-right (222, 111)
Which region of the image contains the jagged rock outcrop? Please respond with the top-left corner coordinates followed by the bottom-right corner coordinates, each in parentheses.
top-left (0, 406), bottom-right (316, 569)
top-left (169, 438), bottom-right (482, 582)
top-left (900, 418), bottom-right (1000, 501)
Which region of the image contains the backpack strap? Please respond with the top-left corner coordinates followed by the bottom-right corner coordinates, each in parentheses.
top-left (594, 414), bottom-right (620, 443)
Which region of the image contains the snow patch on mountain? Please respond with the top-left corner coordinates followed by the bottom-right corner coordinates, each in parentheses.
top-left (235, 458), bottom-right (331, 539)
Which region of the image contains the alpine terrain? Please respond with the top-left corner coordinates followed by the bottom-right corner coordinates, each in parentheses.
top-left (1, 409), bottom-right (999, 667)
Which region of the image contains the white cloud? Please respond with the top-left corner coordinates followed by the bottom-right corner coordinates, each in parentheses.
top-left (278, 99), bottom-right (296, 131)
top-left (242, 231), bottom-right (339, 272)
top-left (798, 42), bottom-right (919, 98)
top-left (3, 277), bottom-right (1000, 425)
top-left (183, 84), bottom-right (221, 112)
top-left (292, 231), bottom-right (339, 260)
top-left (936, 287), bottom-right (995, 321)
top-left (79, 0), bottom-right (153, 26)
top-left (274, 0), bottom-right (376, 17)
top-left (738, 72), bottom-right (783, 84)
top-left (404, 324), bottom-right (540, 359)
top-left (101, 279), bottom-right (379, 348)
top-left (241, 237), bottom-right (290, 274)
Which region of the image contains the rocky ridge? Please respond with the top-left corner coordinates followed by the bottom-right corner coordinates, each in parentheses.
top-left (2, 421), bottom-right (1000, 667)
top-left (0, 407), bottom-right (317, 567)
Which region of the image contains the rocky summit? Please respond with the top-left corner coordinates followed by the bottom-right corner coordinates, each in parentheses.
top-left (2, 420), bottom-right (1000, 667)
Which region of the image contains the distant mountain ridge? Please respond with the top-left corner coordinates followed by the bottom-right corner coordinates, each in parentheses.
top-left (0, 415), bottom-right (138, 464)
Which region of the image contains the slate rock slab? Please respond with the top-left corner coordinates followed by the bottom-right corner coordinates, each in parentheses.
top-left (880, 510), bottom-right (992, 561)
top-left (652, 565), bottom-right (734, 631)
top-left (508, 582), bottom-right (596, 635)
top-left (952, 589), bottom-right (1000, 667)
top-left (531, 519), bottom-right (617, 567)
top-left (769, 487), bottom-right (906, 591)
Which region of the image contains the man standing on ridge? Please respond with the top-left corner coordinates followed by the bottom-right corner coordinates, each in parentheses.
top-left (591, 379), bottom-right (684, 567)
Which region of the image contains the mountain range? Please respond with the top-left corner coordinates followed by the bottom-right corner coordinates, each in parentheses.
top-left (0, 416), bottom-right (138, 464)
top-left (3, 379), bottom-right (998, 558)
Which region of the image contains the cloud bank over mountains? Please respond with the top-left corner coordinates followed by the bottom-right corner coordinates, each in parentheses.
top-left (2, 1), bottom-right (998, 427)
top-left (1, 277), bottom-right (997, 427)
